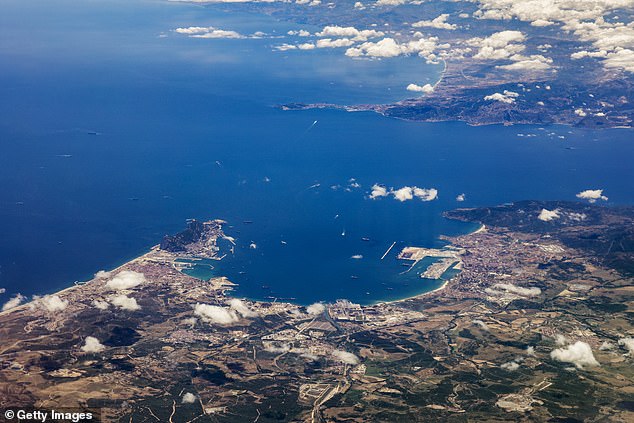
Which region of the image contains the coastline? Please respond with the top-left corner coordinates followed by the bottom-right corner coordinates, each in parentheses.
top-left (376, 278), bottom-right (451, 307)
top-left (1, 219), bottom-right (486, 316)
top-left (376, 222), bottom-right (485, 306)
top-left (0, 249), bottom-right (153, 318)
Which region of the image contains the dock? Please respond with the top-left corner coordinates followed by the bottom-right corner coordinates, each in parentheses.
top-left (397, 246), bottom-right (464, 279)
top-left (420, 258), bottom-right (458, 279)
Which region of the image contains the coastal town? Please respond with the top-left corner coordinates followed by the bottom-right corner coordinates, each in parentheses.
top-left (0, 201), bottom-right (633, 422)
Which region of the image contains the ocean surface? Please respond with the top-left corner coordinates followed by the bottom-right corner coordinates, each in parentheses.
top-left (1, 0), bottom-right (634, 305)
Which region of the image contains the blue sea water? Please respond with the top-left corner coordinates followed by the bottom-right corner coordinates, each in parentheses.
top-left (1, 0), bottom-right (633, 305)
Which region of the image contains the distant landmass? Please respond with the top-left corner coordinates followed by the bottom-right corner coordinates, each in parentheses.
top-left (260, 0), bottom-right (634, 127)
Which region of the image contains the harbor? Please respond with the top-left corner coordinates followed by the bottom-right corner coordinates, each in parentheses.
top-left (397, 246), bottom-right (464, 280)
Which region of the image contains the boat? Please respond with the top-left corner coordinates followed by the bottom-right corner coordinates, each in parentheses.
top-left (361, 237), bottom-right (370, 242)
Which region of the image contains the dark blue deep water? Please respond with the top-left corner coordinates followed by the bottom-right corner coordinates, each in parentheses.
top-left (1, 0), bottom-right (633, 305)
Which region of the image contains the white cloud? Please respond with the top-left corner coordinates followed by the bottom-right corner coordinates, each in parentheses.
top-left (538, 208), bottom-right (560, 221)
top-left (95, 270), bottom-right (111, 279)
top-left (599, 341), bottom-right (615, 351)
top-left (618, 337), bottom-right (634, 355)
top-left (406, 83), bottom-right (434, 94)
top-left (288, 29), bottom-right (310, 37)
top-left (550, 341), bottom-right (599, 369)
top-left (501, 361), bottom-right (520, 371)
top-left (275, 43), bottom-right (298, 51)
top-left (484, 90), bottom-right (520, 104)
top-left (301, 351), bottom-right (319, 361)
top-left (603, 49), bottom-right (634, 73)
top-left (413, 187), bottom-right (438, 201)
top-left (347, 38), bottom-right (401, 57)
top-left (182, 392), bottom-right (197, 404)
top-left (275, 42), bottom-right (316, 51)
top-left (81, 336), bottom-right (106, 353)
top-left (316, 26), bottom-right (384, 42)
top-left (555, 334), bottom-right (568, 346)
top-left (110, 294), bottom-right (141, 311)
top-left (369, 184), bottom-right (389, 199)
top-left (412, 14), bottom-right (457, 30)
top-left (194, 303), bottom-right (239, 325)
top-left (474, 0), bottom-right (631, 23)
top-left (332, 349), bottom-right (360, 365)
top-left (531, 19), bottom-right (555, 27)
top-left (263, 341), bottom-right (291, 353)
top-left (92, 299), bottom-right (109, 310)
top-left (471, 31), bottom-right (526, 60)
top-left (2, 293), bottom-right (26, 312)
top-left (467, 30), bottom-right (553, 71)
top-left (346, 37), bottom-right (440, 61)
top-left (486, 283), bottom-right (541, 297)
top-left (182, 317), bottom-right (197, 327)
top-left (192, 30), bottom-right (245, 39)
top-left (370, 185), bottom-right (438, 202)
top-left (576, 189), bottom-right (608, 203)
top-left (306, 302), bottom-right (326, 315)
top-left (392, 186), bottom-right (414, 202)
top-left (354, 1), bottom-right (365, 9)
top-left (566, 212), bottom-right (586, 223)
top-left (229, 298), bottom-right (258, 317)
top-left (38, 295), bottom-right (69, 312)
top-left (316, 38), bottom-right (355, 48)
top-left (526, 346), bottom-right (536, 356)
top-left (497, 54), bottom-right (553, 71)
top-left (375, 0), bottom-right (406, 5)
top-left (575, 108), bottom-right (587, 117)
top-left (472, 319), bottom-right (490, 331)
top-left (174, 26), bottom-right (213, 35)
top-left (571, 50), bottom-right (607, 60)
top-left (474, 0), bottom-right (634, 73)
top-left (174, 26), bottom-right (246, 39)
top-left (105, 270), bottom-right (146, 291)
top-left (170, 0), bottom-right (280, 3)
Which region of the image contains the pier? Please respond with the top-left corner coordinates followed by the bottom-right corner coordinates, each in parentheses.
top-left (381, 242), bottom-right (397, 260)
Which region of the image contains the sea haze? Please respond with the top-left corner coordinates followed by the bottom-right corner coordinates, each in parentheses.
top-left (1, 0), bottom-right (634, 305)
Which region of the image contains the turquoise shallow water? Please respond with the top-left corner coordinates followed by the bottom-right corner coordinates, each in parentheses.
top-left (1, 0), bottom-right (634, 305)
